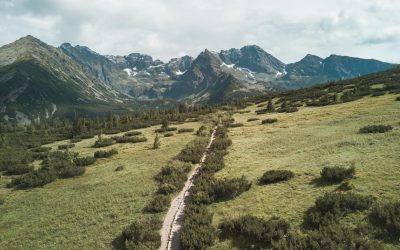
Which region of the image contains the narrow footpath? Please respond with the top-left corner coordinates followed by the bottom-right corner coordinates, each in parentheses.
top-left (159, 126), bottom-right (217, 250)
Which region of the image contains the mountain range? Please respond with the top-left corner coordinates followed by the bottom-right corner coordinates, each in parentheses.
top-left (0, 35), bottom-right (395, 122)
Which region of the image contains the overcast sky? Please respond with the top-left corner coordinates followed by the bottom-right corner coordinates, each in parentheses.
top-left (0, 0), bottom-right (399, 63)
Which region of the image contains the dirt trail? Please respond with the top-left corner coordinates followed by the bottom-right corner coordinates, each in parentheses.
top-left (159, 127), bottom-right (217, 250)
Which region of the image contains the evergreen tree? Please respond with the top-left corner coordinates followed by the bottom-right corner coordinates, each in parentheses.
top-left (161, 119), bottom-right (169, 129)
top-left (266, 98), bottom-right (274, 112)
top-left (153, 133), bottom-right (161, 149)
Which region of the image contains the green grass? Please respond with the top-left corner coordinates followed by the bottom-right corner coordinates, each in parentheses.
top-left (209, 94), bottom-right (400, 249)
top-left (0, 121), bottom-right (201, 249)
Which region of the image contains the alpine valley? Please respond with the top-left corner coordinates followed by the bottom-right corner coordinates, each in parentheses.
top-left (0, 35), bottom-right (394, 122)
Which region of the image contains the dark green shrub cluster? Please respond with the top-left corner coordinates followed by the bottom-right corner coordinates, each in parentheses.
top-left (115, 136), bottom-right (147, 143)
top-left (202, 150), bottom-right (226, 173)
top-left (143, 194), bottom-right (171, 213)
top-left (247, 118), bottom-right (260, 122)
top-left (369, 201), bottom-right (400, 239)
top-left (396, 96), bottom-right (400, 101)
top-left (359, 125), bottom-right (393, 134)
top-left (274, 224), bottom-right (383, 250)
top-left (58, 164), bottom-right (85, 178)
top-left (336, 181), bottom-right (354, 191)
top-left (115, 165), bottom-right (124, 171)
top-left (154, 161), bottom-right (191, 191)
top-left (122, 216), bottom-right (162, 250)
top-left (180, 205), bottom-right (216, 250)
top-left (4, 164), bottom-right (34, 175)
top-left (303, 192), bottom-right (374, 229)
top-left (320, 166), bottom-right (355, 183)
top-left (228, 123), bottom-right (244, 128)
top-left (219, 215), bottom-right (290, 247)
top-left (94, 149), bottom-right (118, 158)
top-left (155, 127), bottom-right (177, 133)
top-left (73, 156), bottom-right (96, 167)
top-left (196, 125), bottom-right (209, 137)
top-left (58, 143), bottom-right (75, 150)
top-left (163, 132), bottom-right (174, 137)
top-left (124, 131), bottom-right (142, 137)
top-left (176, 138), bottom-right (209, 164)
top-left (93, 138), bottom-right (114, 148)
top-left (157, 183), bottom-right (177, 195)
top-left (371, 91), bottom-right (386, 97)
top-left (30, 146), bottom-right (51, 153)
top-left (262, 118), bottom-right (278, 124)
top-left (258, 170), bottom-right (294, 185)
top-left (178, 128), bottom-right (194, 133)
top-left (10, 169), bottom-right (57, 189)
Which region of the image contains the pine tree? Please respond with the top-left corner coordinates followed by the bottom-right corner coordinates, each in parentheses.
top-left (266, 99), bottom-right (274, 112)
top-left (153, 133), bottom-right (161, 149)
top-left (161, 119), bottom-right (169, 129)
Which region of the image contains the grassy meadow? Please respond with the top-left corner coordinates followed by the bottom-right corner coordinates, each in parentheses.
top-left (0, 121), bottom-right (201, 249)
top-left (209, 94), bottom-right (400, 249)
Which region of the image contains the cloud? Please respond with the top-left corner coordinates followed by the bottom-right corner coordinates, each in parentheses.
top-left (0, 0), bottom-right (399, 63)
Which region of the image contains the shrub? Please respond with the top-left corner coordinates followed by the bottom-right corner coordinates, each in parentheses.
top-left (58, 165), bottom-right (85, 178)
top-left (163, 132), bottom-right (174, 137)
top-left (178, 128), bottom-right (195, 133)
top-left (155, 127), bottom-right (177, 133)
top-left (320, 166), bottom-right (355, 183)
top-left (115, 165), bottom-right (124, 171)
top-left (94, 149), bottom-right (118, 158)
top-left (258, 170), bottom-right (294, 185)
top-left (228, 123), bottom-right (244, 128)
top-left (176, 138), bottom-right (209, 164)
top-left (219, 215), bottom-right (290, 247)
top-left (211, 138), bottom-right (232, 151)
top-left (157, 183), bottom-right (177, 195)
top-left (122, 216), bottom-right (162, 250)
top-left (396, 96), bottom-right (400, 101)
top-left (58, 143), bottom-right (75, 150)
top-left (369, 201), bottom-right (400, 239)
top-left (4, 164), bottom-right (34, 175)
top-left (124, 131), bottom-right (142, 137)
top-left (144, 195), bottom-right (171, 213)
top-left (73, 156), bottom-right (96, 167)
top-left (154, 161), bottom-right (191, 190)
top-left (30, 146), bottom-right (51, 153)
top-left (93, 138), bottom-right (114, 148)
top-left (359, 125), bottom-right (393, 134)
top-left (303, 192), bottom-right (374, 229)
top-left (115, 136), bottom-right (147, 143)
top-left (180, 205), bottom-right (216, 250)
top-left (202, 150), bottom-right (226, 173)
top-left (336, 181), bottom-right (354, 191)
top-left (153, 133), bottom-right (161, 149)
top-left (10, 169), bottom-right (57, 189)
top-left (262, 118), bottom-right (278, 124)
top-left (247, 118), bottom-right (260, 122)
top-left (196, 125), bottom-right (209, 137)
top-left (371, 91), bottom-right (386, 97)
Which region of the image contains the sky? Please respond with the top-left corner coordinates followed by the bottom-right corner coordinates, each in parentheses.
top-left (0, 0), bottom-right (399, 63)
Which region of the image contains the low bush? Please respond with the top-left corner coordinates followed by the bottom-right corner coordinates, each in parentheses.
top-left (303, 192), bottom-right (374, 229)
top-left (155, 127), bottom-right (177, 133)
top-left (73, 156), bottom-right (96, 167)
top-left (336, 181), bottom-right (354, 191)
top-left (115, 165), bottom-right (124, 171)
top-left (115, 136), bottom-right (147, 143)
top-left (262, 118), bottom-right (278, 124)
top-left (10, 169), bottom-right (57, 189)
top-left (359, 125), bottom-right (393, 134)
top-left (196, 125), bottom-right (209, 137)
top-left (178, 128), bottom-right (195, 133)
top-left (124, 131), bottom-right (142, 137)
top-left (176, 138), bottom-right (209, 164)
top-left (94, 149), bottom-right (118, 158)
top-left (369, 201), bottom-right (400, 239)
top-left (258, 170), bottom-right (294, 185)
top-left (93, 138), bottom-right (114, 148)
top-left (247, 118), bottom-right (260, 122)
top-left (180, 205), bottom-right (216, 250)
top-left (4, 164), bottom-right (34, 175)
top-left (58, 165), bottom-right (85, 178)
top-left (211, 138), bottom-right (232, 151)
top-left (58, 143), bottom-right (75, 150)
top-left (122, 216), bottom-right (162, 250)
top-left (163, 132), bottom-right (174, 137)
top-left (157, 183), bottom-right (177, 195)
top-left (228, 123), bottom-right (244, 128)
top-left (30, 146), bottom-right (51, 153)
top-left (396, 96), bottom-right (400, 101)
top-left (144, 194), bottom-right (171, 213)
top-left (202, 150), bottom-right (226, 173)
top-left (371, 91), bottom-right (386, 97)
top-left (320, 166), bottom-right (355, 183)
top-left (154, 161), bottom-right (191, 190)
top-left (219, 215), bottom-right (290, 247)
